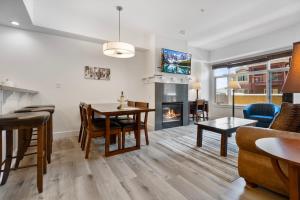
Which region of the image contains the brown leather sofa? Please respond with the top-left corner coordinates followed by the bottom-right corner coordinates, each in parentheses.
top-left (236, 126), bottom-right (300, 196)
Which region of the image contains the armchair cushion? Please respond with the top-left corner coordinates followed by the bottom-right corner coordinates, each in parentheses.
top-left (248, 115), bottom-right (273, 123)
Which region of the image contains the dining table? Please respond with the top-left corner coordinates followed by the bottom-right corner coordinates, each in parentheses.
top-left (91, 103), bottom-right (155, 157)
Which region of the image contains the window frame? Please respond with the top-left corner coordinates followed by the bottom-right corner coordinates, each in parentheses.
top-left (213, 58), bottom-right (290, 106)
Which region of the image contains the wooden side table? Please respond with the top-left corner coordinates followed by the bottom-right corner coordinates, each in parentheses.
top-left (256, 137), bottom-right (300, 200)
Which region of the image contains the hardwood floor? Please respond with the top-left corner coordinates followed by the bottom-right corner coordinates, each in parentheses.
top-left (0, 126), bottom-right (288, 200)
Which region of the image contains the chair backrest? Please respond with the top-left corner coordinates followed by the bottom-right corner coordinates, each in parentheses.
top-left (127, 100), bottom-right (135, 107)
top-left (196, 99), bottom-right (205, 109)
top-left (249, 103), bottom-right (278, 116)
top-left (82, 103), bottom-right (93, 131)
top-left (135, 102), bottom-right (149, 124)
top-left (79, 102), bottom-right (85, 123)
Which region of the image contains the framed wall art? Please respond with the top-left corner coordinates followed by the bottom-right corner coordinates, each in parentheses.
top-left (84, 66), bottom-right (111, 80)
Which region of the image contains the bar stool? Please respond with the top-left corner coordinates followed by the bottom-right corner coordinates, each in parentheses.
top-left (0, 111), bottom-right (49, 193)
top-left (15, 107), bottom-right (55, 164)
top-left (26, 105), bottom-right (55, 108)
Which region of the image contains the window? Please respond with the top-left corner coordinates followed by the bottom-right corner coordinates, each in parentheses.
top-left (238, 74), bottom-right (248, 82)
top-left (215, 77), bottom-right (229, 104)
top-left (213, 56), bottom-right (290, 106)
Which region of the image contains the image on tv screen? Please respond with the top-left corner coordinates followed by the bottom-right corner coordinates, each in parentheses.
top-left (161, 48), bottom-right (192, 75)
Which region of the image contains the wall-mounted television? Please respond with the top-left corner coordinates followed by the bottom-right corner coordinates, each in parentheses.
top-left (161, 48), bottom-right (192, 75)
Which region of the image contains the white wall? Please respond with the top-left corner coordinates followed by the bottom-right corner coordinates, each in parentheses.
top-left (0, 25), bottom-right (148, 133)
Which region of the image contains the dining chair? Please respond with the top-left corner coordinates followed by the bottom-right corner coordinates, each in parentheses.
top-left (82, 104), bottom-right (122, 158)
top-left (116, 100), bottom-right (136, 121)
top-left (78, 102), bottom-right (85, 143)
top-left (127, 101), bottom-right (135, 107)
top-left (195, 99), bottom-right (206, 122)
top-left (119, 101), bottom-right (150, 148)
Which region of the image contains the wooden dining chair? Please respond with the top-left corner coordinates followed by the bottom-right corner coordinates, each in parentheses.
top-left (127, 101), bottom-right (135, 107)
top-left (116, 100), bottom-right (136, 121)
top-left (119, 101), bottom-right (150, 148)
top-left (82, 104), bottom-right (122, 158)
top-left (195, 99), bottom-right (205, 121)
top-left (78, 102), bottom-right (85, 143)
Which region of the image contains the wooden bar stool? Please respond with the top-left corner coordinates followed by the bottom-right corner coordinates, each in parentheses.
top-left (0, 112), bottom-right (49, 193)
top-left (25, 105), bottom-right (55, 108)
top-left (15, 107), bottom-right (55, 164)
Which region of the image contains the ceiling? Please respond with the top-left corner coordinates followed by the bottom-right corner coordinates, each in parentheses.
top-left (1, 0), bottom-right (300, 50)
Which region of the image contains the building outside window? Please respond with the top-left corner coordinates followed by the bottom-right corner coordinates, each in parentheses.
top-left (214, 56), bottom-right (290, 106)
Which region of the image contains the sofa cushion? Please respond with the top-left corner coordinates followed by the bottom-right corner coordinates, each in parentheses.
top-left (248, 115), bottom-right (273, 123)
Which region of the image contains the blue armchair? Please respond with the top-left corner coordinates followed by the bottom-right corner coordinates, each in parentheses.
top-left (243, 103), bottom-right (280, 128)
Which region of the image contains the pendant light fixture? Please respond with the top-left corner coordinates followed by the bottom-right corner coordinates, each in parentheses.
top-left (103, 6), bottom-right (135, 58)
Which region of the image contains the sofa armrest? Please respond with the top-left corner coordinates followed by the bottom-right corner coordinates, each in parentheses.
top-left (243, 105), bottom-right (251, 118)
top-left (236, 126), bottom-right (300, 154)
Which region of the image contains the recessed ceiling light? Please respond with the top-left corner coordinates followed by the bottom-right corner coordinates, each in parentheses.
top-left (11, 21), bottom-right (20, 26)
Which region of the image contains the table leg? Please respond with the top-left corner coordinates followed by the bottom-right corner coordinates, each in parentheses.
top-left (288, 165), bottom-right (300, 200)
top-left (196, 126), bottom-right (203, 147)
top-left (105, 116), bottom-right (111, 157)
top-left (221, 132), bottom-right (228, 157)
top-left (136, 112), bottom-right (141, 149)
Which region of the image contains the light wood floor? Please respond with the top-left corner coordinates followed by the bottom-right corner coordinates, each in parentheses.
top-left (0, 127), bottom-right (288, 200)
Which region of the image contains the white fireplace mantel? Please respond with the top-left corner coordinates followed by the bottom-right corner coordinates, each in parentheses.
top-left (142, 74), bottom-right (191, 84)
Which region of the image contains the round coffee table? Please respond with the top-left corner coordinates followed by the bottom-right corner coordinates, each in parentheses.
top-left (256, 137), bottom-right (300, 200)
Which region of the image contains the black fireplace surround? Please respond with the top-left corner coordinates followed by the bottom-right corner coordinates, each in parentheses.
top-left (155, 83), bottom-right (188, 130)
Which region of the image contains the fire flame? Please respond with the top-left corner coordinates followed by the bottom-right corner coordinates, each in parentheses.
top-left (165, 109), bottom-right (177, 119)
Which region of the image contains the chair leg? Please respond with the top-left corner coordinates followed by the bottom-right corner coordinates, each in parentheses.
top-left (144, 128), bottom-right (149, 145)
top-left (85, 133), bottom-right (92, 159)
top-left (117, 133), bottom-right (121, 150)
top-left (37, 126), bottom-right (44, 193)
top-left (81, 127), bottom-right (87, 151)
top-left (122, 130), bottom-right (126, 149)
top-left (43, 124), bottom-right (47, 174)
top-left (15, 129), bottom-right (26, 169)
top-left (78, 124), bottom-right (83, 143)
top-left (47, 117), bottom-right (52, 164)
top-left (0, 129), bottom-right (2, 173)
top-left (1, 130), bottom-right (13, 185)
top-left (134, 130), bottom-right (137, 139)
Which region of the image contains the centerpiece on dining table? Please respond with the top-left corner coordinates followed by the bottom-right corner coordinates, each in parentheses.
top-left (117, 91), bottom-right (128, 109)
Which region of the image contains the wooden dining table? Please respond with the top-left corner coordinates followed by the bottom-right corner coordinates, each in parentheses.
top-left (91, 103), bottom-right (155, 157)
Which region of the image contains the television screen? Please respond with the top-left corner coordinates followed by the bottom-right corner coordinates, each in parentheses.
top-left (161, 48), bottom-right (192, 75)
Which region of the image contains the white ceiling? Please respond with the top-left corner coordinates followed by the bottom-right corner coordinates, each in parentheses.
top-left (1, 0), bottom-right (300, 50)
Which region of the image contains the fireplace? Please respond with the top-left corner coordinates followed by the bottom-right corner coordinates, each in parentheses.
top-left (155, 83), bottom-right (188, 130)
top-left (162, 102), bottom-right (183, 128)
